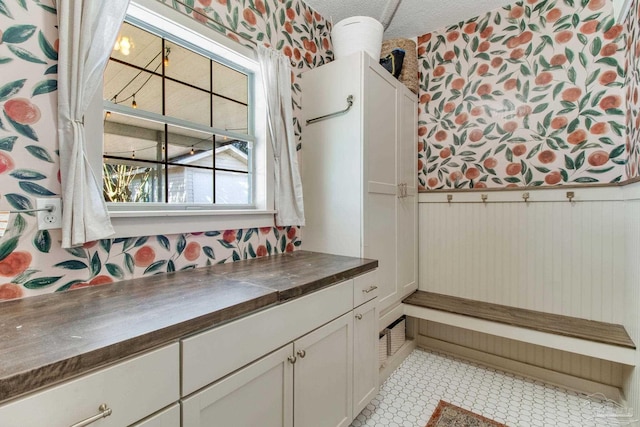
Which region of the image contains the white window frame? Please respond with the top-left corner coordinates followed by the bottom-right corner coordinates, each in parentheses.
top-left (86, 0), bottom-right (274, 238)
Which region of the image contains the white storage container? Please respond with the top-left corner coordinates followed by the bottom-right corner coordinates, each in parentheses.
top-left (332, 16), bottom-right (383, 60)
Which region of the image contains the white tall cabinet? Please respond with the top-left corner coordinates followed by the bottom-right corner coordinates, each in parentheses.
top-left (301, 52), bottom-right (418, 316)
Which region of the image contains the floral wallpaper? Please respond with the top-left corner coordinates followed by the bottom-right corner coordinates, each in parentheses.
top-left (0, 0), bottom-right (328, 301)
top-left (626, 0), bottom-right (640, 177)
top-left (418, 0), bottom-right (628, 190)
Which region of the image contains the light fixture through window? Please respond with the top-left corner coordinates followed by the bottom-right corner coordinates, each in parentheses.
top-left (190, 146), bottom-right (195, 155)
top-left (114, 36), bottom-right (133, 56)
top-left (164, 47), bottom-right (171, 67)
top-left (132, 151), bottom-right (136, 159)
top-left (132, 94), bottom-right (137, 109)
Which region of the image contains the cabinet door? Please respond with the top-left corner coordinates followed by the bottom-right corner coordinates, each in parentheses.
top-left (301, 52), bottom-right (364, 257)
top-left (182, 344), bottom-right (293, 427)
top-left (353, 298), bottom-right (379, 417)
top-left (364, 59), bottom-right (399, 313)
top-left (131, 404), bottom-right (180, 427)
top-left (397, 87), bottom-right (418, 297)
top-left (294, 312), bottom-right (353, 427)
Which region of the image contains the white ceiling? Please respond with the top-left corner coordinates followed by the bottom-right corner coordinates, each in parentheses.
top-left (303, 0), bottom-right (515, 40)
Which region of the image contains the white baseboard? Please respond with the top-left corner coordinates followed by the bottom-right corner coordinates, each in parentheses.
top-left (417, 335), bottom-right (623, 403)
top-left (379, 339), bottom-right (417, 384)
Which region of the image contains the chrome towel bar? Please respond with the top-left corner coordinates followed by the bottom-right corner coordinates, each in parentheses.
top-left (306, 95), bottom-right (354, 125)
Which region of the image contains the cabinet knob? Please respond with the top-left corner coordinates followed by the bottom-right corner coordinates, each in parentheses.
top-left (355, 313), bottom-right (363, 320)
top-left (297, 349), bottom-right (306, 358)
top-left (288, 355), bottom-right (297, 364)
top-left (362, 285), bottom-right (378, 294)
top-left (70, 404), bottom-right (112, 427)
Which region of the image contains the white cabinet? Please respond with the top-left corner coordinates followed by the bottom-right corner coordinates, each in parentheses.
top-left (132, 404), bottom-right (180, 427)
top-left (182, 271), bottom-right (379, 427)
top-left (397, 88), bottom-right (418, 296)
top-left (181, 279), bottom-right (353, 396)
top-left (353, 298), bottom-right (379, 416)
top-left (182, 345), bottom-right (294, 427)
top-left (183, 313), bottom-right (354, 427)
top-left (0, 344), bottom-right (179, 427)
top-left (302, 52), bottom-right (418, 316)
top-left (294, 312), bottom-right (353, 427)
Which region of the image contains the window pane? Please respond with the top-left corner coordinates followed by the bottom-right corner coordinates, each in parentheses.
top-left (112, 22), bottom-right (162, 72)
top-left (213, 95), bottom-right (248, 133)
top-left (166, 125), bottom-right (213, 166)
top-left (104, 112), bottom-right (164, 162)
top-left (104, 61), bottom-right (162, 115)
top-left (165, 41), bottom-right (210, 90)
top-left (103, 161), bottom-right (163, 203)
top-left (165, 80), bottom-right (211, 126)
top-left (167, 165), bottom-right (214, 204)
top-left (215, 139), bottom-right (250, 172)
top-left (216, 171), bottom-right (249, 204)
top-left (213, 62), bottom-right (248, 104)
top-left (103, 113), bottom-right (166, 203)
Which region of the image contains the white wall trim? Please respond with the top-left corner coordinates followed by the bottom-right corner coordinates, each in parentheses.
top-left (623, 181), bottom-right (640, 201)
top-left (419, 186), bottom-right (622, 203)
top-left (417, 335), bottom-right (624, 403)
top-left (420, 181), bottom-right (640, 204)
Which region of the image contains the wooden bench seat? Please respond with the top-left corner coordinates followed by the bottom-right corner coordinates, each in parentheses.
top-left (403, 291), bottom-right (636, 365)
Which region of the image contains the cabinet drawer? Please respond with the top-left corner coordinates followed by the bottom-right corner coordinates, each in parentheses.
top-left (354, 270), bottom-right (379, 307)
top-left (182, 279), bottom-right (354, 396)
top-left (0, 343), bottom-right (179, 427)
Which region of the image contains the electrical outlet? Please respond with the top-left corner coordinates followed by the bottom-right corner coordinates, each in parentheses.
top-left (36, 198), bottom-right (62, 230)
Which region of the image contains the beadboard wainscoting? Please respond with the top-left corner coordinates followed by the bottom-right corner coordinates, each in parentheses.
top-left (623, 188), bottom-right (640, 414)
top-left (417, 185), bottom-right (637, 392)
top-left (419, 187), bottom-right (625, 323)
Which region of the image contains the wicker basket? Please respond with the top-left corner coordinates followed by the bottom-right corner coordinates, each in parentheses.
top-left (380, 38), bottom-right (418, 94)
top-left (388, 316), bottom-right (406, 355)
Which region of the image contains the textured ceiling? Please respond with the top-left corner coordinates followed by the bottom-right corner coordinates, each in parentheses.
top-left (303, 0), bottom-right (515, 39)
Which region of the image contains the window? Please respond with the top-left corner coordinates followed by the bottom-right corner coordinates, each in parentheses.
top-left (86, 0), bottom-right (273, 237)
top-left (103, 19), bottom-right (254, 207)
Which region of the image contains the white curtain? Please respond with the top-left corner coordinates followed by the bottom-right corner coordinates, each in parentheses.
top-left (257, 45), bottom-right (305, 226)
top-left (57, 0), bottom-right (129, 247)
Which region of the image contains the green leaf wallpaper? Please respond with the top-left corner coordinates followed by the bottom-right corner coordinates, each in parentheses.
top-left (0, 0), bottom-right (325, 301)
top-left (417, 0), bottom-right (629, 189)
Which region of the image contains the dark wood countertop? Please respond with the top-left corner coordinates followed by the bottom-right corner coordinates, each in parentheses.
top-left (0, 250), bottom-right (377, 403)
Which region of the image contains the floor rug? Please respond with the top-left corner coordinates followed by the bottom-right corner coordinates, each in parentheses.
top-left (426, 400), bottom-right (509, 427)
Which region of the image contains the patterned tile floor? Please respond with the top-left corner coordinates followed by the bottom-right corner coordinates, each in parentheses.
top-left (351, 348), bottom-right (634, 427)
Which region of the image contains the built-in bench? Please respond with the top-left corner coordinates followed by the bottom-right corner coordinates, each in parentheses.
top-left (403, 291), bottom-right (636, 366)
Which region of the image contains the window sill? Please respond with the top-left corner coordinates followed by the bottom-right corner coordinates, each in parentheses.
top-left (108, 209), bottom-right (277, 238)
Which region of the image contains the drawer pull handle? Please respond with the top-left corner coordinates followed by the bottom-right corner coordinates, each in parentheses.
top-left (355, 313), bottom-right (363, 320)
top-left (288, 355), bottom-right (297, 364)
top-left (297, 349), bottom-right (306, 358)
top-left (70, 404), bottom-right (112, 427)
top-left (362, 286), bottom-right (378, 294)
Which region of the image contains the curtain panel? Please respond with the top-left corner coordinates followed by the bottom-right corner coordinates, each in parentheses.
top-left (57, 0), bottom-right (130, 247)
top-left (257, 45), bottom-right (305, 226)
